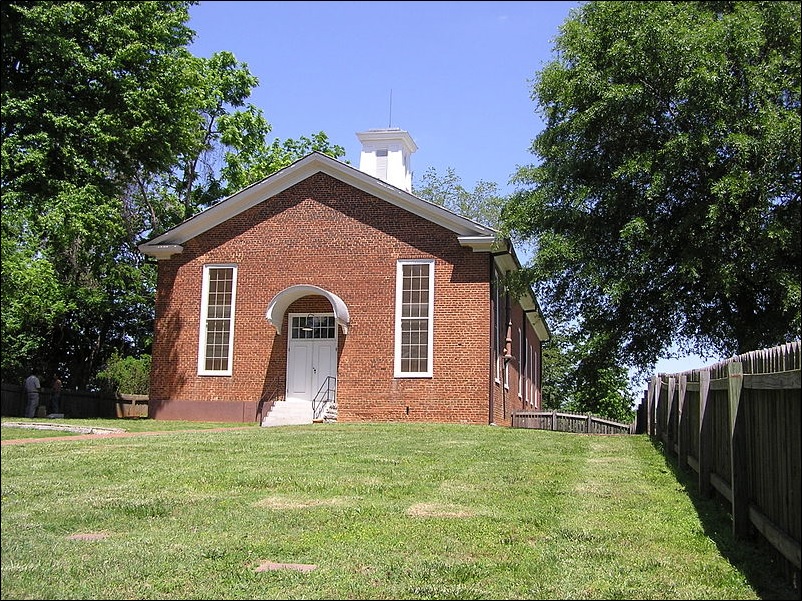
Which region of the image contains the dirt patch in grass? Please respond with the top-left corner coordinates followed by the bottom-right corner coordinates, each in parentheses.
top-left (68, 532), bottom-right (110, 541)
top-left (254, 496), bottom-right (350, 509)
top-left (3, 421), bottom-right (126, 434)
top-left (405, 502), bottom-right (475, 518)
top-left (254, 560), bottom-right (317, 573)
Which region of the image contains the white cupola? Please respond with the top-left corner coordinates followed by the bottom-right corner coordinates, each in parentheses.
top-left (356, 128), bottom-right (418, 193)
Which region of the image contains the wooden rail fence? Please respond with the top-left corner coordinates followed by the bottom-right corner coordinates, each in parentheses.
top-left (512, 410), bottom-right (635, 434)
top-left (639, 340), bottom-right (801, 579)
top-left (1, 382), bottom-right (148, 419)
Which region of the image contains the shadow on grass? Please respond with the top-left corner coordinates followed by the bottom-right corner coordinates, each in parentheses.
top-left (649, 437), bottom-right (799, 600)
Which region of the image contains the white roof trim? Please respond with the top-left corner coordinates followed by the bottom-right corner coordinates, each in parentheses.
top-left (266, 285), bottom-right (350, 335)
top-left (458, 235), bottom-right (499, 252)
top-left (138, 244), bottom-right (183, 259)
top-left (356, 128), bottom-right (418, 153)
top-left (138, 152), bottom-right (495, 257)
top-left (521, 299), bottom-right (551, 342)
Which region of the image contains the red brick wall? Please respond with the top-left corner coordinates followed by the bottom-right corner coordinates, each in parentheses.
top-left (150, 173), bottom-right (496, 424)
top-left (488, 296), bottom-right (543, 427)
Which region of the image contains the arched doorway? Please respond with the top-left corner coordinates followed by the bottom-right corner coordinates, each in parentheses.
top-left (285, 312), bottom-right (337, 403)
top-left (266, 285), bottom-right (350, 414)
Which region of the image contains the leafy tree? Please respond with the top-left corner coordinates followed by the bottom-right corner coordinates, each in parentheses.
top-left (129, 50), bottom-right (346, 236)
top-left (540, 334), bottom-right (574, 411)
top-left (414, 166), bottom-right (507, 230)
top-left (2, 1), bottom-right (200, 387)
top-left (223, 131), bottom-right (346, 198)
top-left (503, 0), bottom-right (801, 390)
top-left (96, 352), bottom-right (151, 395)
top-left (532, 325), bottom-right (634, 422)
top-left (1, 1), bottom-right (346, 389)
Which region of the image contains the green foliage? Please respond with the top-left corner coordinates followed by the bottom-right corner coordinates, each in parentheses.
top-left (503, 1), bottom-right (801, 377)
top-left (222, 130), bottom-right (346, 194)
top-left (413, 166), bottom-right (507, 229)
top-left (540, 334), bottom-right (574, 411)
top-left (94, 352), bottom-right (151, 395)
top-left (1, 1), bottom-right (348, 388)
top-left (2, 1), bottom-right (197, 386)
top-left (540, 329), bottom-right (635, 422)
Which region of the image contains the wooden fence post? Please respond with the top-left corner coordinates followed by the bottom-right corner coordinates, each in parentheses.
top-left (728, 361), bottom-right (749, 539)
top-left (678, 374), bottom-right (688, 471)
top-left (666, 376), bottom-right (676, 449)
top-left (648, 376), bottom-right (658, 437)
top-left (698, 369), bottom-right (713, 497)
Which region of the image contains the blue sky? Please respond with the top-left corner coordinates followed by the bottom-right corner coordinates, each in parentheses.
top-left (187, 0), bottom-right (711, 379)
top-left (187, 0), bottom-right (581, 194)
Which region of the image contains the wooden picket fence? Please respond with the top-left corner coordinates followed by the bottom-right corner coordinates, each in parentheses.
top-left (640, 340), bottom-right (801, 579)
top-left (512, 410), bottom-right (635, 434)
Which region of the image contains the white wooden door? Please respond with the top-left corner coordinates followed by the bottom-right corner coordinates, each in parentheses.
top-left (286, 314), bottom-right (337, 402)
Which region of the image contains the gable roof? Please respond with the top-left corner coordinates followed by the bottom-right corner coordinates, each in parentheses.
top-left (138, 151), bottom-right (550, 341)
top-left (139, 152), bottom-right (496, 254)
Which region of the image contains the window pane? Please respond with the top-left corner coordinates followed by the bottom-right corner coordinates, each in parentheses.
top-left (291, 315), bottom-right (335, 340)
top-left (400, 319), bottom-right (428, 372)
top-left (204, 319), bottom-right (230, 371)
top-left (201, 266), bottom-right (235, 373)
top-left (397, 261), bottom-right (432, 375)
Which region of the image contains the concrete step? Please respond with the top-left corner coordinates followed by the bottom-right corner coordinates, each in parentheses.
top-left (261, 398), bottom-right (313, 427)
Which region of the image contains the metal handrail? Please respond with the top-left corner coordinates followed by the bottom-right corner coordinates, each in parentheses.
top-left (312, 376), bottom-right (337, 421)
top-left (256, 378), bottom-right (285, 422)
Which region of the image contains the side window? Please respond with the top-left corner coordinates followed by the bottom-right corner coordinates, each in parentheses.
top-left (395, 259), bottom-right (434, 377)
top-left (493, 269), bottom-right (503, 383)
top-left (198, 264), bottom-right (237, 376)
top-left (528, 341), bottom-right (534, 406)
top-left (519, 327), bottom-right (524, 398)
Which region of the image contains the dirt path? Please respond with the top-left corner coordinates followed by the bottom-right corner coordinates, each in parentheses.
top-left (1, 422), bottom-right (254, 446)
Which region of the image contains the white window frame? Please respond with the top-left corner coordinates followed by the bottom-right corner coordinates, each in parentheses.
top-left (527, 341), bottom-right (534, 406)
top-left (518, 327), bottom-right (524, 399)
top-left (197, 264), bottom-right (238, 376)
top-left (394, 259), bottom-right (434, 378)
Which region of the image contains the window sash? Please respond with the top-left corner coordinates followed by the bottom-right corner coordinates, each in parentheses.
top-left (198, 265), bottom-right (237, 375)
top-left (291, 315), bottom-right (336, 340)
top-left (395, 260), bottom-right (434, 377)
top-left (493, 269), bottom-right (503, 383)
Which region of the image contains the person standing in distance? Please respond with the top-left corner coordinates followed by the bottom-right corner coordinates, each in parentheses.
top-left (24, 372), bottom-right (41, 418)
top-left (49, 373), bottom-right (63, 416)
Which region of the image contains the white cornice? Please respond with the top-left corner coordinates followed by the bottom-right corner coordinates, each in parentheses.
top-left (138, 153), bottom-right (495, 256)
top-left (356, 128), bottom-right (418, 153)
top-left (138, 244), bottom-right (183, 259)
top-left (458, 235), bottom-right (499, 252)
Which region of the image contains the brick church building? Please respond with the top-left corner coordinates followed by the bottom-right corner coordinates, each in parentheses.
top-left (139, 128), bottom-right (549, 426)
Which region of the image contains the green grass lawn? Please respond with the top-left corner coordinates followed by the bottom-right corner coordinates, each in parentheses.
top-left (0, 420), bottom-right (796, 600)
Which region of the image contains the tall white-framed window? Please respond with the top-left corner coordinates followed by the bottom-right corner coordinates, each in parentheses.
top-left (198, 264), bottom-right (238, 376)
top-left (493, 269), bottom-right (503, 383)
top-left (395, 259), bottom-right (434, 377)
top-left (534, 342), bottom-right (541, 410)
top-left (527, 341), bottom-right (534, 406)
top-left (518, 327), bottom-right (524, 399)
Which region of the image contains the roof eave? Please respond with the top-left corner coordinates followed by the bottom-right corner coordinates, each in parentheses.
top-left (138, 243), bottom-right (184, 260)
top-left (142, 153), bottom-right (495, 248)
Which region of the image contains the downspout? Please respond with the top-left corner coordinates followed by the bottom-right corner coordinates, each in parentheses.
top-left (488, 254), bottom-right (495, 425)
